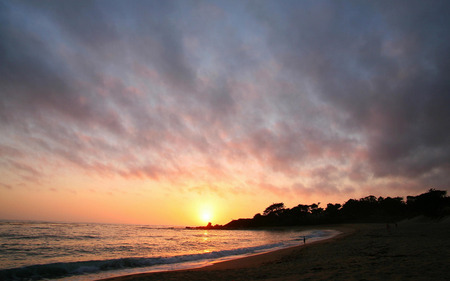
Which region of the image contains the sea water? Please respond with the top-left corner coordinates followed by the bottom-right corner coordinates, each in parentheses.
top-left (0, 221), bottom-right (340, 280)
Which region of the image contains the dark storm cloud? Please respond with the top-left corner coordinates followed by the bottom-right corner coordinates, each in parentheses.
top-left (0, 0), bottom-right (194, 118)
top-left (0, 0), bottom-right (124, 134)
top-left (0, 0), bottom-right (449, 197)
top-left (0, 0), bottom-right (197, 181)
top-left (253, 0), bottom-right (450, 188)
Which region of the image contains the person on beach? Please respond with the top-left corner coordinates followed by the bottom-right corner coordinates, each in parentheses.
top-left (303, 236), bottom-right (306, 244)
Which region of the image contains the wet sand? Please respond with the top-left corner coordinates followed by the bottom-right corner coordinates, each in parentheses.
top-left (99, 218), bottom-right (450, 281)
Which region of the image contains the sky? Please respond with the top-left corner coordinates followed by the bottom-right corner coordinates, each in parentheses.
top-left (1, 0), bottom-right (449, 226)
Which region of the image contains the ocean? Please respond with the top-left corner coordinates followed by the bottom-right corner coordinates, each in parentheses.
top-left (0, 221), bottom-right (340, 280)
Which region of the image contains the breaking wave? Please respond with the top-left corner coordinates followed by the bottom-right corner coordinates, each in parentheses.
top-left (0, 242), bottom-right (285, 280)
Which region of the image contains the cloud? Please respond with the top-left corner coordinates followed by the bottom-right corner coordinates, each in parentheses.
top-left (0, 0), bottom-right (449, 199)
top-left (0, 183), bottom-right (13, 190)
top-left (252, 0), bottom-right (450, 189)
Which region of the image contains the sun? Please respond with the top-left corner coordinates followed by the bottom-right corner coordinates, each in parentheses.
top-left (200, 210), bottom-right (213, 224)
top-left (196, 202), bottom-right (218, 225)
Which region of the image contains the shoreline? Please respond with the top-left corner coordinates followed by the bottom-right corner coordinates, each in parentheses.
top-left (98, 219), bottom-right (450, 280)
top-left (197, 225), bottom-right (353, 271)
top-left (97, 225), bottom-right (354, 281)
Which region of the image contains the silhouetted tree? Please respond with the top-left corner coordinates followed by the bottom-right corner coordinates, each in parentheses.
top-left (378, 196), bottom-right (405, 218)
top-left (310, 203), bottom-right (324, 216)
top-left (341, 199), bottom-right (360, 221)
top-left (325, 203), bottom-right (341, 218)
top-left (215, 189), bottom-right (450, 229)
top-left (263, 203), bottom-right (285, 216)
top-left (293, 204), bottom-right (310, 214)
top-left (253, 213), bottom-right (262, 219)
top-left (407, 189), bottom-right (448, 217)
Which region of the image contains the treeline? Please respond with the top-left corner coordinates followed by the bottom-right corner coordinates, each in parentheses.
top-left (209, 189), bottom-right (450, 229)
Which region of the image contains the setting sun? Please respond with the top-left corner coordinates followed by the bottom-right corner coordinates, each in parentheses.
top-left (200, 210), bottom-right (213, 224)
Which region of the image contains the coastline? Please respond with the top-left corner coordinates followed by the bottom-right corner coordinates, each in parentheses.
top-left (98, 219), bottom-right (450, 280)
top-left (197, 225), bottom-right (353, 271)
top-left (97, 225), bottom-right (353, 281)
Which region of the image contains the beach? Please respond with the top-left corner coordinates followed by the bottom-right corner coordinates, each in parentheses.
top-left (100, 218), bottom-right (450, 281)
top-left (0, 223), bottom-right (337, 280)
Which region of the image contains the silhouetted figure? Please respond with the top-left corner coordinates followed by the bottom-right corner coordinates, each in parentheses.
top-left (303, 236), bottom-right (306, 244)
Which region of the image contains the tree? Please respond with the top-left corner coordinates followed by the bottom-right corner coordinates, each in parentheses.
top-left (263, 202), bottom-right (285, 216)
top-left (407, 189), bottom-right (448, 217)
top-left (310, 203), bottom-right (324, 216)
top-left (325, 203), bottom-right (341, 216)
top-left (378, 196), bottom-right (405, 217)
top-left (294, 204), bottom-right (310, 213)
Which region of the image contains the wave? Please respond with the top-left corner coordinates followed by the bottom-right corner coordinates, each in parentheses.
top-left (0, 242), bottom-right (284, 281)
top-left (4, 234), bottom-right (101, 241)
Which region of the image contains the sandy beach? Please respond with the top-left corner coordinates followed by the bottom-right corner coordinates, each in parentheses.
top-left (99, 218), bottom-right (450, 281)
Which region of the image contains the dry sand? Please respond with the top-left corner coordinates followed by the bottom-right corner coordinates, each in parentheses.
top-left (99, 218), bottom-right (450, 281)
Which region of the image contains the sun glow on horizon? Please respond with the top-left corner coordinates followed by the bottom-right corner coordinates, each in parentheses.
top-left (199, 207), bottom-right (213, 225)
